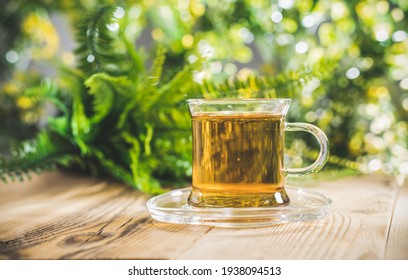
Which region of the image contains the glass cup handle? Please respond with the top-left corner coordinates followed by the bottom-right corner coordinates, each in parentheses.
top-left (284, 122), bottom-right (329, 177)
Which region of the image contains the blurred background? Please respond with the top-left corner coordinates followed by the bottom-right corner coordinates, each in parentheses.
top-left (1, 0), bottom-right (407, 187)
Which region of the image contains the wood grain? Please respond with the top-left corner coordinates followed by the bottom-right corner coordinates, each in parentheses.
top-left (179, 176), bottom-right (400, 259)
top-left (385, 180), bottom-right (408, 259)
top-left (0, 172), bottom-right (406, 259)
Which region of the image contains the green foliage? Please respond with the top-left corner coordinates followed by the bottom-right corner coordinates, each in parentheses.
top-left (194, 61), bottom-right (337, 99)
top-left (0, 131), bottom-right (75, 183)
top-left (0, 3), bottom-right (345, 192)
top-left (0, 4), bottom-right (205, 194)
top-left (74, 5), bottom-right (123, 75)
top-left (4, 0), bottom-right (407, 191)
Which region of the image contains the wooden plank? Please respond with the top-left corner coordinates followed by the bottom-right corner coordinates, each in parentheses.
top-left (0, 172), bottom-right (404, 259)
top-left (0, 172), bottom-right (210, 260)
top-left (179, 176), bottom-right (398, 259)
top-left (385, 179), bottom-right (408, 259)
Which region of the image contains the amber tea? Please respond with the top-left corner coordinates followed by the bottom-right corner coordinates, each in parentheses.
top-left (188, 112), bottom-right (290, 207)
top-left (186, 98), bottom-right (329, 209)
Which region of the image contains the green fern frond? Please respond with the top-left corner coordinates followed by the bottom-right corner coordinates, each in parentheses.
top-left (84, 73), bottom-right (136, 130)
top-left (24, 80), bottom-right (69, 115)
top-left (158, 59), bottom-right (203, 103)
top-left (140, 123), bottom-right (154, 157)
top-left (84, 73), bottom-right (115, 123)
top-left (140, 59), bottom-right (202, 129)
top-left (0, 132), bottom-right (75, 183)
top-left (119, 49), bottom-right (201, 130)
top-left (129, 46), bottom-right (168, 114)
top-left (74, 5), bottom-right (121, 75)
top-left (194, 60), bottom-right (336, 98)
top-left (117, 97), bottom-right (138, 130)
top-left (48, 116), bottom-right (71, 140)
top-left (114, 46), bottom-right (168, 130)
top-left (124, 46), bottom-right (168, 115)
top-left (147, 46), bottom-right (167, 87)
top-left (118, 12), bottom-right (145, 78)
top-left (71, 84), bottom-right (92, 154)
top-left (88, 148), bottom-right (135, 186)
top-left (122, 132), bottom-right (163, 194)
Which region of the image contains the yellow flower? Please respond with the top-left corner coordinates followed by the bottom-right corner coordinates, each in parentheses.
top-left (22, 12), bottom-right (60, 59)
top-left (17, 96), bottom-right (33, 109)
top-left (2, 83), bottom-right (19, 95)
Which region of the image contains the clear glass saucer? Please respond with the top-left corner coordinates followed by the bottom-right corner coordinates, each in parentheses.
top-left (147, 186), bottom-right (331, 227)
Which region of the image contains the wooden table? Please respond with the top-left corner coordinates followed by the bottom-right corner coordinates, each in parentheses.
top-left (0, 172), bottom-right (407, 259)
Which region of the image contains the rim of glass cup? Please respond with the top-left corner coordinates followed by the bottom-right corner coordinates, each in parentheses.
top-left (186, 98), bottom-right (291, 105)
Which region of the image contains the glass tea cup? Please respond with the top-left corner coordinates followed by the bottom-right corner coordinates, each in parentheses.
top-left (186, 98), bottom-right (329, 208)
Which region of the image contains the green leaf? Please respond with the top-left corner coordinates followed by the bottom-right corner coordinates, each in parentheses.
top-left (194, 60), bottom-right (337, 99)
top-left (138, 58), bottom-right (203, 130)
top-left (84, 73), bottom-right (115, 123)
top-left (122, 132), bottom-right (163, 194)
top-left (48, 116), bottom-right (71, 140)
top-left (0, 131), bottom-right (76, 183)
top-left (71, 84), bottom-right (92, 154)
top-left (142, 123), bottom-right (153, 156)
top-left (147, 45), bottom-right (167, 87)
top-left (157, 59), bottom-right (203, 103)
top-left (74, 5), bottom-right (122, 75)
top-left (116, 46), bottom-right (167, 129)
top-left (24, 80), bottom-right (69, 115)
top-left (90, 148), bottom-right (135, 187)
